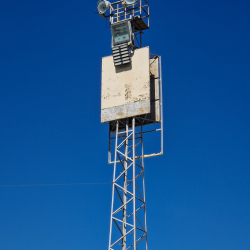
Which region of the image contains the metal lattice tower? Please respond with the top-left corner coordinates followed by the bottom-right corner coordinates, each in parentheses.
top-left (109, 118), bottom-right (148, 250)
top-left (107, 53), bottom-right (163, 250)
top-left (96, 1), bottom-right (163, 250)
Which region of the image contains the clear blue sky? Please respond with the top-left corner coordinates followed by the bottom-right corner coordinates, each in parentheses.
top-left (1, 0), bottom-right (250, 249)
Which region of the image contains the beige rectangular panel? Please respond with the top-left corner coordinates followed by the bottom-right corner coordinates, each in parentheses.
top-left (101, 47), bottom-right (150, 123)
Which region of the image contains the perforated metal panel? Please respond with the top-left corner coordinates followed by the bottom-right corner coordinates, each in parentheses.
top-left (112, 44), bottom-right (131, 67)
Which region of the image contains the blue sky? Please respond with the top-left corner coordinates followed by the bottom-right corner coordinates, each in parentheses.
top-left (0, 0), bottom-right (250, 249)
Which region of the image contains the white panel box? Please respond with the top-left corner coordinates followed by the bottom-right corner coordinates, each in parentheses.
top-left (101, 47), bottom-right (150, 123)
top-left (101, 46), bottom-right (161, 124)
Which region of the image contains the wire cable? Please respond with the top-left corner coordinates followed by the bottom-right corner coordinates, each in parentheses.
top-left (0, 182), bottom-right (112, 187)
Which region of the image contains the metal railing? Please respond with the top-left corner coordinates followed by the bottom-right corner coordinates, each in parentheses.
top-left (109, 0), bottom-right (150, 27)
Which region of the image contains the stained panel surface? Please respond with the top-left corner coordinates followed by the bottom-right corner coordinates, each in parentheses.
top-left (101, 47), bottom-right (150, 122)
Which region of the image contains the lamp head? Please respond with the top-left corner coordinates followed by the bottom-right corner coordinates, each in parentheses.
top-left (111, 20), bottom-right (132, 46)
top-left (97, 0), bottom-right (112, 15)
top-left (123, 0), bottom-right (137, 5)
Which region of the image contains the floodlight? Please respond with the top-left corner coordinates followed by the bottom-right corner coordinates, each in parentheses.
top-left (123, 0), bottom-right (137, 5)
top-left (97, 0), bottom-right (112, 15)
top-left (111, 21), bottom-right (132, 46)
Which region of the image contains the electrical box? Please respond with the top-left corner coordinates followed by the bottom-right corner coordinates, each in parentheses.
top-left (101, 46), bottom-right (160, 124)
top-left (111, 21), bottom-right (132, 46)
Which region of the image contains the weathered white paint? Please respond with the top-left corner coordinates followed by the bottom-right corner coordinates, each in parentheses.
top-left (101, 100), bottom-right (150, 123)
top-left (101, 47), bottom-right (150, 112)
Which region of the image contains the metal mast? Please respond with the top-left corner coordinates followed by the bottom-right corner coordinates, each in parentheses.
top-left (109, 119), bottom-right (148, 250)
top-left (96, 1), bottom-right (163, 250)
top-left (107, 50), bottom-right (163, 249)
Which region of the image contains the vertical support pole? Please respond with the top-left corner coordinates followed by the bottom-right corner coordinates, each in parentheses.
top-left (139, 0), bottom-right (142, 47)
top-left (122, 119), bottom-right (128, 250)
top-left (109, 121), bottom-right (119, 250)
top-left (108, 123), bottom-right (111, 164)
top-left (117, 3), bottom-right (119, 22)
top-left (140, 0), bottom-right (142, 16)
top-left (148, 1), bottom-right (150, 28)
top-left (159, 56), bottom-right (163, 155)
top-left (132, 118), bottom-right (136, 250)
top-left (141, 124), bottom-right (148, 250)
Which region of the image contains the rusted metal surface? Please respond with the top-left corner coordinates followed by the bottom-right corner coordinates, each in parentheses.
top-left (101, 47), bottom-right (150, 122)
top-left (101, 100), bottom-right (150, 123)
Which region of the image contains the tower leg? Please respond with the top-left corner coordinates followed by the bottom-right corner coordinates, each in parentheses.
top-left (109, 118), bottom-right (148, 250)
top-left (122, 119), bottom-right (129, 250)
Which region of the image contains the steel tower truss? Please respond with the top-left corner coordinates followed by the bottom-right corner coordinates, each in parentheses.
top-left (109, 118), bottom-right (148, 250)
top-left (108, 54), bottom-right (163, 250)
top-left (97, 1), bottom-right (162, 249)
